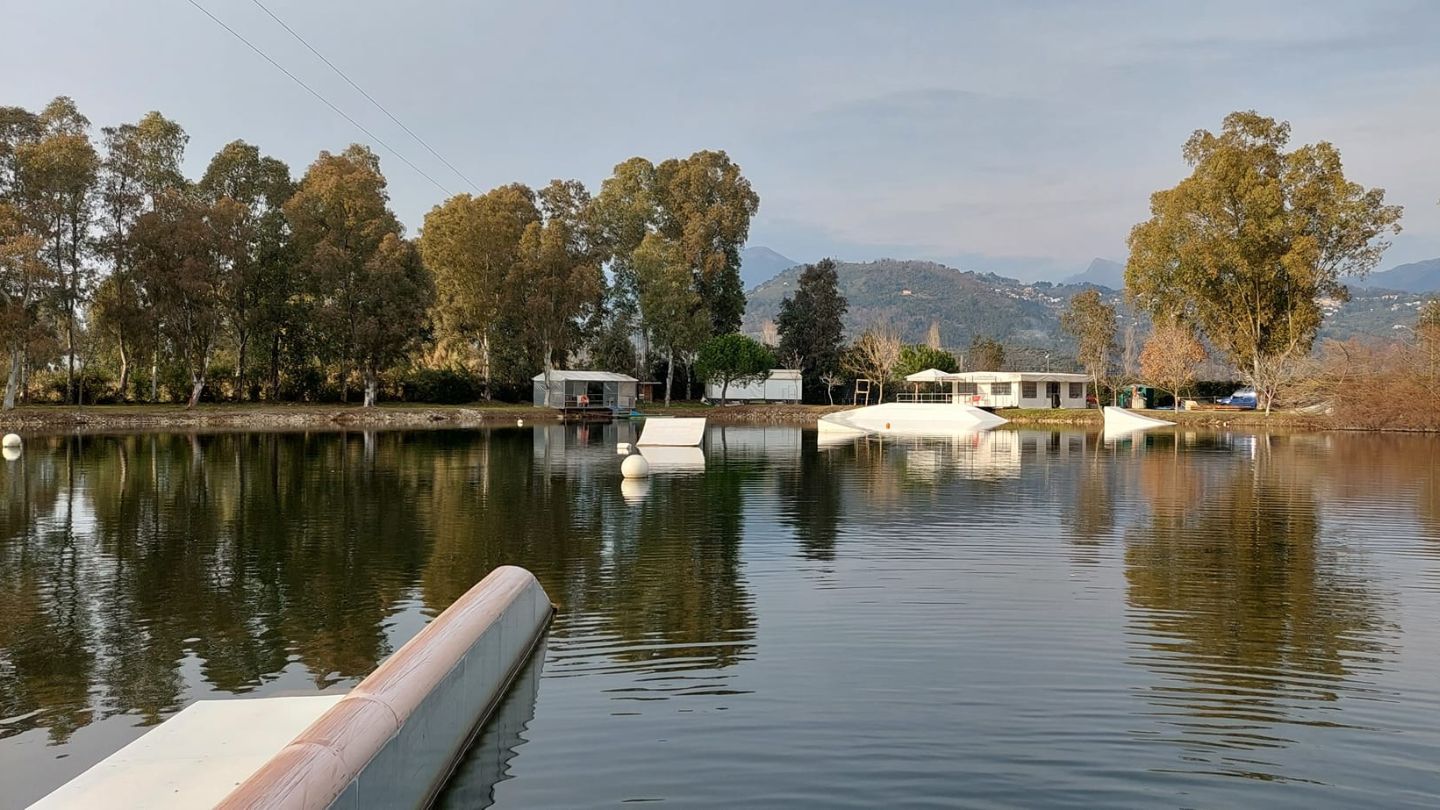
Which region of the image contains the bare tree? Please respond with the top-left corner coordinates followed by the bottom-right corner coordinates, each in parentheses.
top-left (844, 325), bottom-right (902, 402)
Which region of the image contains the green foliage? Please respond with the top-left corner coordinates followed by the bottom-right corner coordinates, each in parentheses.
top-left (776, 258), bottom-right (848, 402)
top-left (398, 367), bottom-right (481, 404)
top-left (695, 333), bottom-right (774, 401)
top-left (1126, 110), bottom-right (1403, 411)
top-left (1059, 289), bottom-right (1117, 394)
top-left (895, 344), bottom-right (959, 378)
top-left (967, 335), bottom-right (1006, 371)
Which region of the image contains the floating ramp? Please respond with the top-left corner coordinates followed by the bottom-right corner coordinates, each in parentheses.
top-left (818, 403), bottom-right (1008, 437)
top-left (1102, 405), bottom-right (1174, 435)
top-left (636, 417), bottom-right (706, 446)
top-left (36, 566), bottom-right (553, 810)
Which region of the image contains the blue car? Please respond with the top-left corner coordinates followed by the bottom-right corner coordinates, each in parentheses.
top-left (1218, 388), bottom-right (1257, 409)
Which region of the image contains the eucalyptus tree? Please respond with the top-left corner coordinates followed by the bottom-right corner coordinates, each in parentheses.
top-left (1, 204), bottom-right (50, 409)
top-left (419, 183), bottom-right (537, 396)
top-left (1126, 111), bottom-right (1403, 412)
top-left (510, 180), bottom-right (605, 383)
top-left (633, 233), bottom-right (707, 404)
top-left (653, 150), bottom-right (759, 335)
top-left (94, 111), bottom-right (188, 398)
top-left (287, 145), bottom-right (432, 406)
top-left (197, 140), bottom-right (294, 399)
top-left (15, 97), bottom-right (98, 403)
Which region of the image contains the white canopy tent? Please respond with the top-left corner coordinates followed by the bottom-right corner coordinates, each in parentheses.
top-left (904, 368), bottom-right (952, 383)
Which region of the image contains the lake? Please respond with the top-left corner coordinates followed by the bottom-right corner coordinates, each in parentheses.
top-left (2, 424), bottom-right (1439, 808)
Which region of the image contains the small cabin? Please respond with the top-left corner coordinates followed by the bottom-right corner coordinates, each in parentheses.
top-left (532, 371), bottom-right (638, 413)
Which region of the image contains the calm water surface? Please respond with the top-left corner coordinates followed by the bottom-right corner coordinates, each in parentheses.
top-left (2, 425), bottom-right (1439, 808)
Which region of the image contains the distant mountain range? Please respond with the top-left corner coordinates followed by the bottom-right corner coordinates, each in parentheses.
top-left (741, 256), bottom-right (1439, 352)
top-left (1360, 258), bottom-right (1440, 294)
top-left (1063, 258), bottom-right (1126, 289)
top-left (739, 246), bottom-right (799, 290)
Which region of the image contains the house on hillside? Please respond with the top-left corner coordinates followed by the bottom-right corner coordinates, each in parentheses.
top-left (902, 370), bottom-right (1090, 409)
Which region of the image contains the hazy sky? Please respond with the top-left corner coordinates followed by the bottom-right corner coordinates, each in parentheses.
top-left (4, 0), bottom-right (1438, 280)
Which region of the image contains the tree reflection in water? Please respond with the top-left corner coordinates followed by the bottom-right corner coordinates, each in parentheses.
top-left (1123, 433), bottom-right (1395, 776)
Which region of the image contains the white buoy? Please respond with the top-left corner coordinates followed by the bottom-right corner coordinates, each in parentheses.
top-left (1, 433), bottom-right (20, 448)
top-left (516, 418), bottom-right (524, 426)
top-left (2, 446), bottom-right (19, 462)
top-left (616, 442), bottom-right (632, 455)
top-left (620, 453), bottom-right (650, 479)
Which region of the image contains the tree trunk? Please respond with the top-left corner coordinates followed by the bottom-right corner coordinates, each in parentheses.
top-left (664, 349), bottom-right (674, 407)
top-left (151, 350), bottom-right (159, 403)
top-left (187, 375), bottom-right (205, 409)
top-left (3, 347), bottom-right (20, 410)
top-left (235, 333), bottom-right (248, 402)
top-left (721, 379), bottom-right (729, 404)
top-left (481, 331), bottom-right (492, 400)
top-left (363, 370), bottom-right (378, 407)
top-left (269, 333), bottom-right (282, 400)
top-left (118, 350), bottom-right (130, 402)
top-left (66, 313), bottom-right (75, 405)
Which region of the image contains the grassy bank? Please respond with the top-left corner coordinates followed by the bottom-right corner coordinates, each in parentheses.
top-left (0, 401), bottom-right (1337, 434)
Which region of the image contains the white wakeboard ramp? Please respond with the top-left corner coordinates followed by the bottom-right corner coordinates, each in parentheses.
top-left (1102, 405), bottom-right (1174, 435)
top-left (636, 417), bottom-right (706, 446)
top-left (818, 403), bottom-right (1008, 436)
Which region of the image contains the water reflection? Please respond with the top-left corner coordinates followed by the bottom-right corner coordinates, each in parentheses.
top-left (1121, 434), bottom-right (1395, 779)
top-left (1, 426), bottom-right (1438, 808)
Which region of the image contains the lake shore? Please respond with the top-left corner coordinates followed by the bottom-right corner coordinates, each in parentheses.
top-left (0, 402), bottom-right (1328, 433)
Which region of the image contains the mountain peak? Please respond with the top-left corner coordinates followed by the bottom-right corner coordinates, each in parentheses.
top-left (740, 246), bottom-right (800, 290)
top-left (1362, 258), bottom-right (1440, 294)
top-left (1062, 258), bottom-right (1125, 289)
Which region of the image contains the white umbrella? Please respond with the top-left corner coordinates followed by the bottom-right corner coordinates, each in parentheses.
top-left (904, 368), bottom-right (950, 383)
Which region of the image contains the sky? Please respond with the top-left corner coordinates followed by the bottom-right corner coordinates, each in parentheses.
top-left (3, 0), bottom-right (1438, 282)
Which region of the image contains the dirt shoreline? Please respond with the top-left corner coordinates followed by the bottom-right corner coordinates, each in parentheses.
top-left (0, 402), bottom-right (1356, 434)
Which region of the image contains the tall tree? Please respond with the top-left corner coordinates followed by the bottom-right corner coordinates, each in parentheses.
top-left (590, 157), bottom-right (659, 371)
top-left (419, 183), bottom-right (537, 397)
top-left (510, 180), bottom-right (604, 382)
top-left (1059, 289), bottom-right (1117, 406)
top-left (15, 97), bottom-right (98, 404)
top-left (654, 150), bottom-right (759, 334)
top-left (286, 145), bottom-right (429, 406)
top-left (967, 335), bottom-right (1006, 372)
top-left (633, 233), bottom-right (707, 405)
top-left (776, 258), bottom-right (848, 403)
top-left (197, 139), bottom-right (294, 400)
top-left (1139, 319), bottom-right (1207, 410)
top-left (1127, 111), bottom-right (1403, 413)
top-left (895, 344), bottom-right (959, 379)
top-left (131, 190), bottom-right (226, 407)
top-left (0, 204), bottom-right (50, 409)
top-left (94, 111), bottom-right (188, 398)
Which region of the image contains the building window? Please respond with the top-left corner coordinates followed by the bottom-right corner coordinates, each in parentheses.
top-left (1022, 381), bottom-right (1037, 399)
top-left (990, 382), bottom-right (1011, 396)
top-left (1069, 382), bottom-right (1084, 399)
top-left (956, 382), bottom-right (977, 394)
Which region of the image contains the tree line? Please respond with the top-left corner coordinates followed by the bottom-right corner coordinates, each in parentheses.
top-left (0, 96), bottom-right (761, 409)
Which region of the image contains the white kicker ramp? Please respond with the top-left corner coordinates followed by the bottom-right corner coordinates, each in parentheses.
top-left (1102, 405), bottom-right (1174, 435)
top-left (818, 403), bottom-right (1008, 436)
top-left (636, 417), bottom-right (706, 446)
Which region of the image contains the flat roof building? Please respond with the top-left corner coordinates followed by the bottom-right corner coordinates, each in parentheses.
top-left (902, 370), bottom-right (1090, 409)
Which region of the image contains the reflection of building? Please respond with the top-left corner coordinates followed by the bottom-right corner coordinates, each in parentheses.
top-left (705, 426), bottom-right (802, 460)
top-left (532, 422), bottom-right (639, 474)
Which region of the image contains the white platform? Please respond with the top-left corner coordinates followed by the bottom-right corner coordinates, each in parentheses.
top-left (1102, 405), bottom-right (1174, 435)
top-left (31, 695), bottom-right (344, 809)
top-left (636, 417), bottom-right (706, 446)
top-left (818, 403), bottom-right (1008, 436)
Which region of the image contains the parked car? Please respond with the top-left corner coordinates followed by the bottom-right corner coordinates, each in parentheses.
top-left (1218, 388), bottom-right (1257, 409)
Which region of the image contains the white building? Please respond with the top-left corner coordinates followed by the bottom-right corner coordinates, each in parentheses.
top-left (902, 370), bottom-right (1090, 409)
top-left (532, 370), bottom-right (638, 412)
top-left (705, 369), bottom-right (802, 403)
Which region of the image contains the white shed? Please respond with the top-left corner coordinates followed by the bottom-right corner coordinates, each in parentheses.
top-left (900, 371), bottom-right (1090, 409)
top-left (705, 369), bottom-right (802, 403)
